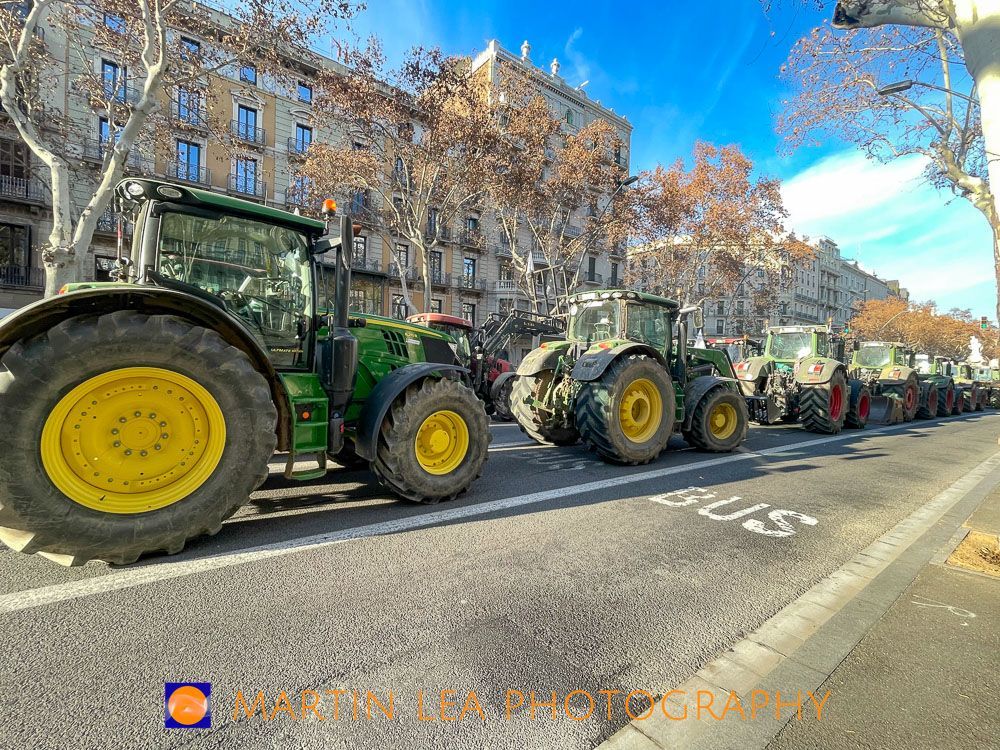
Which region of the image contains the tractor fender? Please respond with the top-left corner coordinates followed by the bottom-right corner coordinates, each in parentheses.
top-left (354, 362), bottom-right (468, 462)
top-left (490, 370), bottom-right (517, 400)
top-left (0, 287), bottom-right (294, 449)
top-left (570, 342), bottom-right (666, 382)
top-left (877, 364), bottom-right (916, 387)
top-left (734, 356), bottom-right (771, 383)
top-left (793, 358), bottom-right (844, 386)
top-left (682, 376), bottom-right (741, 431)
top-left (516, 345), bottom-right (565, 376)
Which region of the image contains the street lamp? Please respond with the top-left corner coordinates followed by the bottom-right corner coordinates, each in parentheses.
top-left (876, 79), bottom-right (978, 105)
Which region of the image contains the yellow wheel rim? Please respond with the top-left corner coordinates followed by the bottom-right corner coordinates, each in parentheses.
top-left (414, 410), bottom-right (469, 475)
top-left (40, 367), bottom-right (226, 514)
top-left (618, 377), bottom-right (663, 443)
top-left (708, 402), bottom-right (738, 440)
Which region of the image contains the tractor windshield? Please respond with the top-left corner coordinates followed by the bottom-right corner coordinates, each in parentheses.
top-left (769, 332), bottom-right (813, 360)
top-left (157, 211), bottom-right (313, 368)
top-left (568, 300), bottom-right (620, 342)
top-left (856, 345), bottom-right (892, 368)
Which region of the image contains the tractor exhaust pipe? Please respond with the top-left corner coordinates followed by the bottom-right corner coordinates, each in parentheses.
top-left (335, 214), bottom-right (352, 330)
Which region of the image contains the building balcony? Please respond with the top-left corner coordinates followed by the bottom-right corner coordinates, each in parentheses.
top-left (231, 120), bottom-right (266, 146)
top-left (94, 209), bottom-right (134, 236)
top-left (0, 264), bottom-right (44, 289)
top-left (495, 279), bottom-right (518, 293)
top-left (495, 242), bottom-right (512, 258)
top-left (460, 228), bottom-right (484, 249)
top-left (0, 175), bottom-right (46, 204)
top-left (165, 162), bottom-right (211, 186)
top-left (350, 256), bottom-right (385, 274)
top-left (387, 266), bottom-right (419, 283)
top-left (81, 140), bottom-right (153, 173)
top-left (228, 173), bottom-right (265, 199)
top-left (582, 271), bottom-right (603, 285)
top-left (98, 83), bottom-right (141, 107)
top-left (287, 137), bottom-right (311, 157)
top-left (170, 102), bottom-right (208, 129)
top-left (425, 225), bottom-right (452, 243)
top-left (457, 275), bottom-right (487, 292)
top-left (428, 271), bottom-right (451, 288)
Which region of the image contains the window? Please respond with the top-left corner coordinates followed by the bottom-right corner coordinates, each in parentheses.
top-left (626, 304), bottom-right (670, 351)
top-left (233, 157), bottom-right (258, 194)
top-left (0, 222), bottom-right (30, 267)
top-left (697, 282), bottom-right (705, 295)
top-left (94, 255), bottom-right (116, 282)
top-left (463, 257), bottom-right (476, 283)
top-left (101, 59), bottom-right (125, 101)
top-left (499, 260), bottom-right (513, 281)
top-left (498, 298), bottom-right (513, 316)
top-left (391, 294), bottom-right (407, 320)
top-left (716, 301), bottom-right (724, 316)
top-left (240, 64), bottom-right (257, 85)
top-left (465, 216), bottom-right (479, 231)
top-left (427, 208), bottom-right (439, 236)
top-left (394, 244), bottom-right (409, 270)
top-left (737, 283), bottom-right (745, 296)
top-left (98, 117), bottom-right (118, 146)
top-left (177, 89), bottom-right (202, 124)
top-left (431, 298), bottom-right (443, 314)
top-left (352, 141), bottom-right (366, 151)
top-left (237, 105), bottom-right (258, 140)
top-left (180, 37), bottom-right (200, 60)
top-left (104, 13), bottom-right (125, 33)
top-left (461, 302), bottom-right (476, 322)
top-left (352, 236), bottom-right (367, 266)
top-left (293, 124), bottom-right (312, 153)
top-left (297, 81), bottom-right (312, 104)
top-left (610, 262), bottom-right (619, 285)
top-left (715, 320), bottom-right (725, 335)
top-left (757, 269), bottom-right (765, 278)
top-left (289, 174), bottom-right (312, 205)
top-left (430, 250), bottom-right (443, 283)
top-left (175, 140), bottom-right (202, 181)
top-left (347, 277), bottom-right (381, 315)
top-left (0, 138), bottom-right (28, 182)
top-left (565, 108), bottom-right (574, 125)
top-left (736, 300), bottom-right (744, 313)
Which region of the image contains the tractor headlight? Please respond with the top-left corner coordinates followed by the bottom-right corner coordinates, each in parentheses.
top-left (124, 181), bottom-right (145, 198)
top-left (157, 185), bottom-right (183, 199)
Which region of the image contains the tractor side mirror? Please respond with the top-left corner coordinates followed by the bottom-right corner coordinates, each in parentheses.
top-left (852, 340), bottom-right (860, 351)
top-left (693, 308), bottom-right (705, 330)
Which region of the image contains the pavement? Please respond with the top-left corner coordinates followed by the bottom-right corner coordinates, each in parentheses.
top-left (1, 412), bottom-right (999, 749)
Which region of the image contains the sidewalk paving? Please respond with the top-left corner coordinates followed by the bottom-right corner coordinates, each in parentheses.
top-left (769, 490), bottom-right (1000, 750)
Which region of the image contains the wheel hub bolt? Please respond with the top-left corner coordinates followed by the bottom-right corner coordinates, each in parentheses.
top-left (111, 428), bottom-right (119, 435)
top-left (113, 441), bottom-right (121, 448)
top-left (140, 450), bottom-right (148, 457)
top-left (162, 433), bottom-right (169, 440)
top-left (124, 449), bottom-right (132, 456)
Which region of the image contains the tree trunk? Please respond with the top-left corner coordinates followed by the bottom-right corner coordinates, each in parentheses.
top-left (42, 243), bottom-right (82, 297)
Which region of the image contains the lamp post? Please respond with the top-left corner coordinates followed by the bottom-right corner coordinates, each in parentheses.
top-left (876, 79), bottom-right (978, 104)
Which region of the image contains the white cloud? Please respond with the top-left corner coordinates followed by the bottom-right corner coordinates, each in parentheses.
top-left (780, 149), bottom-right (996, 314)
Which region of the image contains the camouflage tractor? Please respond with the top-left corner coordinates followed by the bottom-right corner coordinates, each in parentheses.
top-left (511, 290), bottom-right (748, 465)
top-left (848, 341), bottom-right (949, 422)
top-left (735, 325), bottom-right (868, 433)
top-left (954, 363), bottom-right (987, 412)
top-left (0, 179), bottom-right (490, 566)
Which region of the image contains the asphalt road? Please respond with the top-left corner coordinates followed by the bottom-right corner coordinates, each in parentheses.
top-left (0, 412), bottom-right (997, 749)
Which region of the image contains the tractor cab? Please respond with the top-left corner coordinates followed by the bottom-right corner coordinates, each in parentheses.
top-left (705, 336), bottom-right (763, 364)
top-left (407, 313), bottom-right (474, 366)
top-left (763, 325), bottom-right (836, 368)
top-left (851, 341), bottom-right (912, 370)
top-left (565, 290), bottom-right (677, 358)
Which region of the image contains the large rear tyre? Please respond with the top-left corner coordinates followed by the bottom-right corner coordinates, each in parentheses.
top-left (800, 369), bottom-right (848, 434)
top-left (953, 389), bottom-right (966, 415)
top-left (0, 312), bottom-right (277, 566)
top-left (976, 388), bottom-right (987, 412)
top-left (882, 374), bottom-right (919, 421)
top-left (916, 384), bottom-right (938, 419)
top-left (511, 370), bottom-right (579, 445)
top-left (845, 385), bottom-right (871, 429)
top-left (937, 384), bottom-right (955, 417)
top-left (575, 354), bottom-right (675, 465)
top-left (371, 377), bottom-right (489, 504)
top-left (683, 387), bottom-right (748, 452)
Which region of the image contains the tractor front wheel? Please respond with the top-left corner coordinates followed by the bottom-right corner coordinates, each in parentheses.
top-left (845, 385), bottom-right (871, 429)
top-left (683, 387), bottom-right (748, 452)
top-left (511, 370), bottom-right (579, 445)
top-left (491, 377), bottom-right (515, 422)
top-left (575, 354), bottom-right (675, 465)
top-left (799, 369), bottom-right (848, 434)
top-left (937, 385), bottom-right (955, 417)
top-left (371, 377), bottom-right (489, 504)
top-left (0, 312), bottom-right (277, 566)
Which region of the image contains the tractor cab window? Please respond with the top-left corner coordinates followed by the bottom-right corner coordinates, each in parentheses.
top-left (625, 304), bottom-right (670, 352)
top-left (856, 345), bottom-right (892, 368)
top-left (915, 356), bottom-right (932, 374)
top-left (436, 324), bottom-right (471, 365)
top-left (568, 300), bottom-right (619, 343)
top-left (157, 211), bottom-right (313, 368)
top-left (814, 333), bottom-right (829, 357)
top-left (769, 331), bottom-right (812, 360)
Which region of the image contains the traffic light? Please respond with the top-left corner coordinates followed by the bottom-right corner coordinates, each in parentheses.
top-left (981, 316), bottom-right (989, 330)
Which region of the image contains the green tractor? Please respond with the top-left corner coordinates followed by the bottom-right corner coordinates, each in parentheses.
top-left (990, 367), bottom-right (1000, 408)
top-left (954, 363), bottom-right (987, 412)
top-left (511, 290), bottom-right (748, 465)
top-left (848, 341), bottom-right (948, 422)
top-left (915, 355), bottom-right (964, 415)
top-left (0, 179), bottom-right (490, 566)
top-left (735, 325), bottom-right (868, 433)
top-left (972, 365), bottom-right (999, 409)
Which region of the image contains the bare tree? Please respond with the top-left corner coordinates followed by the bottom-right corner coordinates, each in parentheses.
top-left (0, 0), bottom-right (358, 296)
top-left (299, 43), bottom-right (506, 314)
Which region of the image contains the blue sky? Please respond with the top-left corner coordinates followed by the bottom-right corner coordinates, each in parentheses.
top-left (344, 0), bottom-right (996, 317)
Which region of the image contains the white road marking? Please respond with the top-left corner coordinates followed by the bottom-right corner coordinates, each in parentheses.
top-left (0, 416), bottom-right (991, 614)
top-left (649, 486), bottom-right (818, 537)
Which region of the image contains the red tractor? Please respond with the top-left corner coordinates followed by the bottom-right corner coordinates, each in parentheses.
top-left (408, 310), bottom-right (563, 421)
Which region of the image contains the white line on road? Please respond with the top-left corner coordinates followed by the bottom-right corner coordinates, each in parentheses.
top-left (0, 415), bottom-right (990, 614)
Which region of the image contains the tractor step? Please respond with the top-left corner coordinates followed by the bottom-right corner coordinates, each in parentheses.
top-left (284, 452), bottom-right (328, 481)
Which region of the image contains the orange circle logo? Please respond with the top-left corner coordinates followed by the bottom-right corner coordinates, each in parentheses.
top-left (167, 685), bottom-right (208, 726)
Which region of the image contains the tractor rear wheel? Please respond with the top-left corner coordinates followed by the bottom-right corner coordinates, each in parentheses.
top-left (799, 369), bottom-right (848, 434)
top-left (371, 377), bottom-right (489, 503)
top-left (882, 375), bottom-right (919, 421)
top-left (0, 312), bottom-right (277, 566)
top-left (990, 389), bottom-right (1000, 409)
top-left (917, 384), bottom-right (938, 419)
top-left (683, 387), bottom-right (748, 452)
top-left (845, 385), bottom-right (871, 429)
top-left (511, 370), bottom-right (579, 445)
top-left (937, 385), bottom-right (955, 417)
top-left (976, 389), bottom-right (987, 412)
top-left (575, 354), bottom-right (675, 465)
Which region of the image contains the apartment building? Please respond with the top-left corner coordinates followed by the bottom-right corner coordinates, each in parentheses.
top-left (0, 18), bottom-right (632, 352)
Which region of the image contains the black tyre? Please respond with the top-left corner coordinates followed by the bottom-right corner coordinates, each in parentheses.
top-left (0, 312), bottom-right (277, 566)
top-left (953, 389), bottom-right (966, 415)
top-left (333, 438), bottom-right (368, 469)
top-left (683, 387), bottom-right (748, 452)
top-left (575, 354), bottom-right (675, 465)
top-left (916, 384), bottom-right (938, 419)
top-left (882, 374), bottom-right (919, 422)
top-left (845, 385), bottom-right (871, 429)
top-left (989, 389), bottom-right (1000, 409)
top-left (491, 377), bottom-right (514, 422)
top-left (976, 388), bottom-right (986, 412)
top-left (937, 384), bottom-right (955, 417)
top-left (371, 377), bottom-right (489, 503)
top-left (511, 370), bottom-right (579, 445)
top-left (800, 369), bottom-right (848, 434)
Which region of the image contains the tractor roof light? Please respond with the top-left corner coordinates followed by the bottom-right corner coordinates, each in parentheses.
top-left (322, 198), bottom-right (337, 215)
top-left (157, 185), bottom-right (183, 199)
top-left (124, 181), bottom-right (145, 198)
top-left (611, 292), bottom-right (623, 299)
top-left (600, 292), bottom-right (611, 299)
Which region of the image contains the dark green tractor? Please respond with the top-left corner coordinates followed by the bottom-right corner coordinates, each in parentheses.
top-left (511, 290), bottom-right (749, 465)
top-left (848, 341), bottom-right (948, 421)
top-left (0, 178), bottom-right (489, 566)
top-left (915, 355), bottom-right (965, 415)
